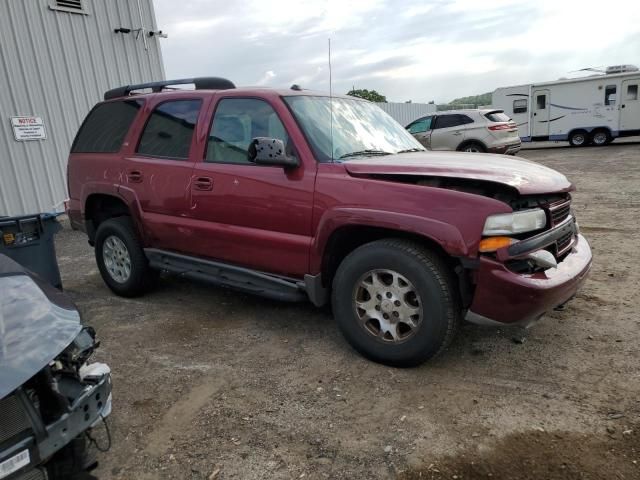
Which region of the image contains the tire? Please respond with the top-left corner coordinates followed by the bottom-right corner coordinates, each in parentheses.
top-left (94, 216), bottom-right (158, 297)
top-left (458, 141), bottom-right (485, 153)
top-left (590, 129), bottom-right (611, 146)
top-left (568, 130), bottom-right (588, 147)
top-left (331, 239), bottom-right (460, 367)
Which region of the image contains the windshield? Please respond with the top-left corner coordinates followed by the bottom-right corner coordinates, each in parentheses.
top-left (284, 96), bottom-right (425, 162)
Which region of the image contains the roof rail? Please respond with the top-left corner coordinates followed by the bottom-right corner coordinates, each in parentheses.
top-left (103, 77), bottom-right (236, 100)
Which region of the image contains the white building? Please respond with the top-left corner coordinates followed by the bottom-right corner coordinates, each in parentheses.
top-left (376, 102), bottom-right (437, 127)
top-left (0, 0), bottom-right (165, 216)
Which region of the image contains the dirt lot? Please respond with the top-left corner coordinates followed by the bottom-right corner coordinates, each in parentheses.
top-left (55, 141), bottom-right (640, 480)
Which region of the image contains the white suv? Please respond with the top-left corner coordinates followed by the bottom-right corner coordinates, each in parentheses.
top-left (406, 109), bottom-right (521, 155)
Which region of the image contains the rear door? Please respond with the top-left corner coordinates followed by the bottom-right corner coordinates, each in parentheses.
top-left (620, 78), bottom-right (640, 131)
top-left (430, 114), bottom-right (471, 150)
top-left (406, 116), bottom-right (434, 149)
top-left (532, 89), bottom-right (550, 136)
top-left (187, 96), bottom-right (316, 278)
top-left (119, 96), bottom-right (207, 252)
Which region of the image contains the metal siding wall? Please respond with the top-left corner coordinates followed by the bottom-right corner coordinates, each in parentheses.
top-left (0, 0), bottom-right (165, 216)
top-left (375, 102), bottom-right (437, 127)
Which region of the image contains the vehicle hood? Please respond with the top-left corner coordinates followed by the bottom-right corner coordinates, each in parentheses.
top-left (342, 151), bottom-right (573, 195)
top-left (0, 255), bottom-right (82, 399)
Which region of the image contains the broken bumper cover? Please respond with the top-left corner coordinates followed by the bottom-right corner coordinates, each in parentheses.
top-left (467, 233), bottom-right (592, 326)
top-left (0, 370), bottom-right (112, 478)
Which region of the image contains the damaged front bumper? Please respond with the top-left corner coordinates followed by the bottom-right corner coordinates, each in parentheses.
top-left (466, 219), bottom-right (592, 326)
top-left (0, 366), bottom-right (112, 480)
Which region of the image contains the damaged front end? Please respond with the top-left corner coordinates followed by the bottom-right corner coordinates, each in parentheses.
top-left (0, 255), bottom-right (112, 480)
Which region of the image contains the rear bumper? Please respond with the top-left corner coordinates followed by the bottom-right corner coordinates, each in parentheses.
top-left (467, 234), bottom-right (592, 326)
top-left (67, 198), bottom-right (85, 232)
top-left (488, 142), bottom-right (522, 155)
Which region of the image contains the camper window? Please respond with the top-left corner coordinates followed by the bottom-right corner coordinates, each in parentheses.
top-left (605, 85), bottom-right (617, 105)
top-left (627, 84), bottom-right (638, 101)
top-left (536, 95), bottom-right (546, 109)
top-left (513, 99), bottom-right (527, 114)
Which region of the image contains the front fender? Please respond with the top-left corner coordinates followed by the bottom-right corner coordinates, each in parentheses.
top-left (310, 207), bottom-right (468, 274)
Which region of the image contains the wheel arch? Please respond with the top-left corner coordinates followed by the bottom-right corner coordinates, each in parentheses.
top-left (84, 193), bottom-right (134, 244)
top-left (456, 139), bottom-right (487, 152)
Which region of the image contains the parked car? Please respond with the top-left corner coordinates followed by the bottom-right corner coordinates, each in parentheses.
top-left (67, 77), bottom-right (591, 367)
top-left (0, 254), bottom-right (112, 480)
top-left (405, 109), bottom-right (521, 154)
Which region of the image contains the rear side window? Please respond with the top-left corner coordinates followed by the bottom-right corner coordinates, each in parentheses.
top-left (71, 100), bottom-right (142, 153)
top-left (433, 114), bottom-right (473, 129)
top-left (485, 111), bottom-right (511, 122)
top-left (137, 100), bottom-right (202, 159)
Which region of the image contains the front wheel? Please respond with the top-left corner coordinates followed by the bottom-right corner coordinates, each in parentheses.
top-left (331, 239), bottom-right (460, 367)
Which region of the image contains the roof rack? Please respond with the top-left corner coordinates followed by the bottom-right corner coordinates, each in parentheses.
top-left (103, 77), bottom-right (236, 100)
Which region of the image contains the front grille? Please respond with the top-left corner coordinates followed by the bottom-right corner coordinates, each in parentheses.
top-left (13, 468), bottom-right (47, 480)
top-left (549, 199), bottom-right (571, 226)
top-left (543, 198), bottom-right (575, 260)
top-left (0, 394), bottom-right (32, 444)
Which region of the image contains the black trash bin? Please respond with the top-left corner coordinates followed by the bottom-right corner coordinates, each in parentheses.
top-left (0, 213), bottom-right (63, 289)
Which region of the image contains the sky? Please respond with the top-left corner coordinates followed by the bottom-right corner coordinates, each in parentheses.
top-left (153, 0), bottom-right (640, 103)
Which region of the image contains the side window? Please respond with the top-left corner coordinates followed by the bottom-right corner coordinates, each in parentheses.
top-left (71, 100), bottom-right (142, 153)
top-left (626, 84), bottom-right (638, 101)
top-left (605, 85), bottom-right (617, 106)
top-left (206, 98), bottom-right (289, 164)
top-left (407, 117), bottom-right (432, 134)
top-left (433, 114), bottom-right (470, 129)
top-left (513, 99), bottom-right (527, 114)
top-left (536, 95), bottom-right (546, 109)
top-left (137, 100), bottom-right (202, 159)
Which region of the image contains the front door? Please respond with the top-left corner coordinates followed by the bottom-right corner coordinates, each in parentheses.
top-left (188, 97), bottom-right (316, 278)
top-left (532, 89), bottom-right (550, 137)
top-left (620, 78), bottom-right (640, 131)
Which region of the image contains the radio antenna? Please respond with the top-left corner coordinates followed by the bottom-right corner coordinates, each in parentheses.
top-left (328, 37), bottom-right (334, 162)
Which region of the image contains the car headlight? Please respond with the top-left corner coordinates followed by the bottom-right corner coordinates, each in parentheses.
top-left (483, 209), bottom-right (546, 236)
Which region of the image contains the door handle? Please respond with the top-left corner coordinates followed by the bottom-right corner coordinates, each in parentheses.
top-left (194, 176), bottom-right (213, 191)
top-left (452, 131), bottom-right (462, 136)
top-left (621, 104), bottom-right (626, 109)
top-left (127, 170), bottom-right (143, 183)
top-left (533, 112), bottom-right (537, 116)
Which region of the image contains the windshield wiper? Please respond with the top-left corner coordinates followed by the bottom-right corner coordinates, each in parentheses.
top-left (339, 149), bottom-right (394, 159)
top-left (396, 148), bottom-right (424, 153)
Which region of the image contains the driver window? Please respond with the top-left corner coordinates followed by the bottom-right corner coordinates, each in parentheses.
top-left (206, 98), bottom-right (290, 164)
top-left (407, 117), bottom-right (432, 134)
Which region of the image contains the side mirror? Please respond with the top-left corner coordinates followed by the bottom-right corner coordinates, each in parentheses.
top-left (248, 137), bottom-right (298, 168)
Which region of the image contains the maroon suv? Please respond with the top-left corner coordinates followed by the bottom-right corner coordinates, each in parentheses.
top-left (67, 77), bottom-right (592, 366)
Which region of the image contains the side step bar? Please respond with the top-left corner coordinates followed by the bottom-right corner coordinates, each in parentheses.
top-left (145, 249), bottom-right (308, 302)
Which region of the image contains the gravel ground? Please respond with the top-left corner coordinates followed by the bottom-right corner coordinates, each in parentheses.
top-left (54, 140), bottom-right (640, 480)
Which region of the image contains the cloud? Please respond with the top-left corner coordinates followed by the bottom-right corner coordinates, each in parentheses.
top-left (153, 0), bottom-right (640, 103)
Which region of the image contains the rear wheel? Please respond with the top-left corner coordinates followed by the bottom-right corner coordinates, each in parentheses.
top-left (459, 141), bottom-right (485, 153)
top-left (95, 217), bottom-right (158, 297)
top-left (331, 239), bottom-right (460, 367)
top-left (568, 130), bottom-right (588, 147)
top-left (590, 129), bottom-right (611, 146)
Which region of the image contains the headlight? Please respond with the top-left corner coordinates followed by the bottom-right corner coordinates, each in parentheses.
top-left (483, 209), bottom-right (546, 236)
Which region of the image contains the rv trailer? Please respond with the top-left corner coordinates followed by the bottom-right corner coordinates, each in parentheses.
top-left (492, 65), bottom-right (640, 146)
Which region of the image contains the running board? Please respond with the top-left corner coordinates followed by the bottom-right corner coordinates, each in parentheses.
top-left (145, 249), bottom-right (308, 302)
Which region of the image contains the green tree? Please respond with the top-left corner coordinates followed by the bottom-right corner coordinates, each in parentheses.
top-left (346, 88), bottom-right (387, 103)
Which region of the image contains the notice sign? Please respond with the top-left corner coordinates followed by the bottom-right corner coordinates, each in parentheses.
top-left (11, 116), bottom-right (46, 141)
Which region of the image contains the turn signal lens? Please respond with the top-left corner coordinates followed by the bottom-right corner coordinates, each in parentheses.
top-left (479, 236), bottom-right (515, 253)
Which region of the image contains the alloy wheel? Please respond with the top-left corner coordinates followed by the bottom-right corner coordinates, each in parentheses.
top-left (353, 269), bottom-right (423, 343)
top-left (102, 235), bottom-right (132, 283)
